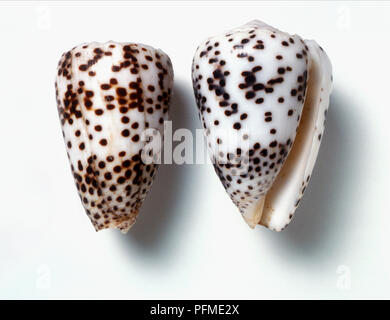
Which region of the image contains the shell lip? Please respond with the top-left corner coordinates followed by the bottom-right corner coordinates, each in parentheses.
top-left (258, 40), bottom-right (333, 231)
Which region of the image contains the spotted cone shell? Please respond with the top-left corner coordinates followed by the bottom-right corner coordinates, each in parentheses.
top-left (56, 41), bottom-right (174, 233)
top-left (192, 20), bottom-right (332, 231)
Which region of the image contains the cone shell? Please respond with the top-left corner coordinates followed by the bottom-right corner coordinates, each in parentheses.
top-left (56, 41), bottom-right (174, 233)
top-left (192, 20), bottom-right (332, 231)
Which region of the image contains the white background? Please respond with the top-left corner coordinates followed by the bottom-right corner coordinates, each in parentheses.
top-left (0, 1), bottom-right (389, 299)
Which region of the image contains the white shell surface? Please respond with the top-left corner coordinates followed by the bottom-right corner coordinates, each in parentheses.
top-left (56, 41), bottom-right (173, 232)
top-left (192, 20), bottom-right (332, 230)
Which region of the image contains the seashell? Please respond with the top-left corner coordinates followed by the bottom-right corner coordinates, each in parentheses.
top-left (192, 20), bottom-right (333, 231)
top-left (55, 41), bottom-right (174, 233)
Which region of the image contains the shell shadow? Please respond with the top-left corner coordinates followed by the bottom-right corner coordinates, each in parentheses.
top-left (261, 88), bottom-right (359, 260)
top-left (115, 79), bottom-right (200, 263)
